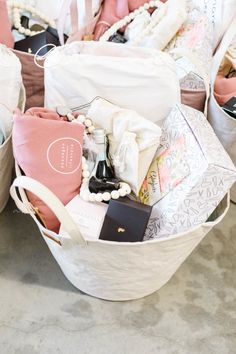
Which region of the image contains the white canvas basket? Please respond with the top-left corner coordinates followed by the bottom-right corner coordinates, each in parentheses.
top-left (208, 18), bottom-right (236, 203)
top-left (0, 97), bottom-right (24, 213)
top-left (0, 46), bottom-right (25, 212)
top-left (0, 112), bottom-right (13, 213)
top-left (10, 172), bottom-right (229, 301)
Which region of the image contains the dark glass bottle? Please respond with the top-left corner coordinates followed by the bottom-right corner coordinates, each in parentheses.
top-left (20, 15), bottom-right (30, 29)
top-left (89, 129), bottom-right (119, 193)
top-left (94, 128), bottom-right (114, 180)
top-left (108, 32), bottom-right (127, 44)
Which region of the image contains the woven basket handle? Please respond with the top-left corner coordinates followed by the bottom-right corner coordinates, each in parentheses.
top-left (10, 175), bottom-right (87, 246)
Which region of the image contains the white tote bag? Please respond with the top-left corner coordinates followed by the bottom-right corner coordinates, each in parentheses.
top-left (208, 18), bottom-right (236, 203)
top-left (0, 96), bottom-right (24, 213)
top-left (0, 45), bottom-right (22, 111)
top-left (0, 46), bottom-right (24, 212)
top-left (0, 105), bottom-right (14, 213)
top-left (44, 41), bottom-right (180, 123)
top-left (10, 174), bottom-right (229, 301)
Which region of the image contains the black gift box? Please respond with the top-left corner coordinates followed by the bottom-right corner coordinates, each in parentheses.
top-left (99, 197), bottom-right (152, 242)
top-left (14, 27), bottom-right (68, 55)
top-left (222, 97), bottom-right (236, 119)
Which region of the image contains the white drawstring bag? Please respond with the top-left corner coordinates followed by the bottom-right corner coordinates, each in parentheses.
top-left (87, 98), bottom-right (162, 195)
top-left (10, 172), bottom-right (229, 301)
top-left (0, 105), bottom-right (14, 213)
top-left (0, 45), bottom-right (24, 212)
top-left (44, 41), bottom-right (180, 123)
top-left (208, 18), bottom-right (236, 203)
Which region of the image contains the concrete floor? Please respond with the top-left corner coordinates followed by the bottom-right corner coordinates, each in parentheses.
top-left (0, 198), bottom-right (235, 354)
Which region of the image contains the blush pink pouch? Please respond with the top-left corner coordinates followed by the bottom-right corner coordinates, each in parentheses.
top-left (12, 108), bottom-right (84, 232)
top-left (214, 74), bottom-right (236, 106)
top-left (13, 50), bottom-right (45, 110)
top-left (181, 89), bottom-right (206, 112)
top-left (0, 0), bottom-right (14, 47)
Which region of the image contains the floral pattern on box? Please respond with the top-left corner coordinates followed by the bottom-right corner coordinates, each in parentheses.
top-left (165, 7), bottom-right (214, 93)
top-left (180, 72), bottom-right (205, 91)
top-left (139, 131), bottom-right (190, 206)
top-left (144, 104), bottom-right (236, 240)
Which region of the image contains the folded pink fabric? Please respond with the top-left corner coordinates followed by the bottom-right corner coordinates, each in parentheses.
top-left (26, 107), bottom-right (68, 121)
top-left (0, 0), bottom-right (14, 48)
top-left (94, 0), bottom-right (123, 40)
top-left (214, 74), bottom-right (236, 106)
top-left (13, 108), bottom-right (84, 232)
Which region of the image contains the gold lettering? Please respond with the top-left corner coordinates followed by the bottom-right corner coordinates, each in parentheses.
top-left (118, 227), bottom-right (125, 233)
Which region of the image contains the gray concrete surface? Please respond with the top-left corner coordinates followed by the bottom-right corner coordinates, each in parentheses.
top-left (0, 198), bottom-right (235, 354)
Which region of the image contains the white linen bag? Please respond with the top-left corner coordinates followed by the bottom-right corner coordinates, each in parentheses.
top-left (208, 18), bottom-right (236, 203)
top-left (0, 46), bottom-right (24, 212)
top-left (87, 98), bottom-right (162, 195)
top-left (44, 41), bottom-right (180, 123)
top-left (10, 174), bottom-right (229, 301)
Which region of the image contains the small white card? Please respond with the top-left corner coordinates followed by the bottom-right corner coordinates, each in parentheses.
top-left (60, 195), bottom-right (108, 241)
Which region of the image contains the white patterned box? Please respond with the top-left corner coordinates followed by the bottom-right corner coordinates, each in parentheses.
top-left (144, 104), bottom-right (236, 240)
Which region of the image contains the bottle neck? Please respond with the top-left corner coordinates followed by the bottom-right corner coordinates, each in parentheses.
top-left (96, 142), bottom-right (106, 162)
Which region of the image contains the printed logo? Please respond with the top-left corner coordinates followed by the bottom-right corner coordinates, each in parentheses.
top-left (47, 138), bottom-right (82, 175)
top-left (118, 227), bottom-right (125, 233)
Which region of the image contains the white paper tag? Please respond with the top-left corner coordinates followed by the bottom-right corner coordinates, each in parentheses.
top-left (60, 195), bottom-right (108, 241)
